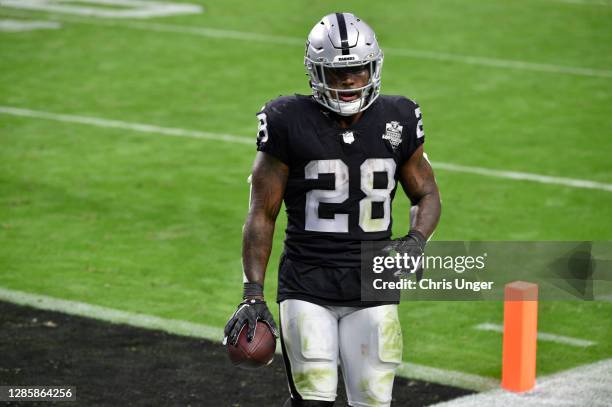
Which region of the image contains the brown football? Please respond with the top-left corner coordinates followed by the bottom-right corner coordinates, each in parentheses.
top-left (227, 321), bottom-right (276, 369)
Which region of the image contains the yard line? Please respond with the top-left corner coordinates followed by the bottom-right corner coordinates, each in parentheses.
top-left (595, 294), bottom-right (612, 302)
top-left (434, 162), bottom-right (612, 192)
top-left (0, 0), bottom-right (203, 19)
top-left (385, 47), bottom-right (612, 78)
top-left (0, 106), bottom-right (252, 145)
top-left (0, 287), bottom-right (498, 392)
top-left (0, 18), bottom-right (61, 32)
top-left (2, 105), bottom-right (611, 193)
top-left (0, 9), bottom-right (611, 79)
top-left (554, 0), bottom-right (612, 5)
top-left (475, 322), bottom-right (597, 347)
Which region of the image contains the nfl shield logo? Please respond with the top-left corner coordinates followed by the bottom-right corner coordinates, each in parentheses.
top-left (382, 121), bottom-right (403, 150)
top-left (342, 131), bottom-right (355, 144)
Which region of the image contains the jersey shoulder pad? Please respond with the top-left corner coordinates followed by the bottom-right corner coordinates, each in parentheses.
top-left (378, 95), bottom-right (420, 121)
top-left (378, 95), bottom-right (425, 162)
top-left (256, 95), bottom-right (305, 164)
top-left (260, 95), bottom-right (305, 121)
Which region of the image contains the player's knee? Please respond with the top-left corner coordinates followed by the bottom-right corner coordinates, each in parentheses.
top-left (281, 301), bottom-right (339, 403)
top-left (290, 366), bottom-right (337, 401)
top-left (283, 397), bottom-right (334, 407)
top-left (346, 307), bottom-right (401, 406)
top-left (375, 306), bottom-right (403, 365)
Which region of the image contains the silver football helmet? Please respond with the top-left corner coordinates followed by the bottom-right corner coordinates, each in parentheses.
top-left (305, 13), bottom-right (384, 116)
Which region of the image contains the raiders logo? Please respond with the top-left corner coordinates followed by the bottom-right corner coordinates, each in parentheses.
top-left (382, 121), bottom-right (403, 150)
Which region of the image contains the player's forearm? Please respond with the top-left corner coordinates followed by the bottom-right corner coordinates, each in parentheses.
top-left (411, 189), bottom-right (441, 239)
top-left (241, 152), bottom-right (288, 298)
top-left (400, 146), bottom-right (441, 239)
top-left (241, 212), bottom-right (276, 290)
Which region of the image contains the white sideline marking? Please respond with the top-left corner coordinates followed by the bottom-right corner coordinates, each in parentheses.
top-left (431, 358), bottom-right (612, 407)
top-left (0, 9), bottom-right (610, 78)
top-left (475, 323), bottom-right (597, 348)
top-left (395, 363), bottom-right (498, 392)
top-left (0, 106), bottom-right (252, 145)
top-left (0, 287), bottom-right (497, 392)
top-left (433, 162), bottom-right (612, 192)
top-left (2, 105), bottom-right (611, 193)
top-left (555, 0), bottom-right (612, 5)
top-left (0, 0), bottom-right (202, 19)
top-left (595, 294), bottom-right (612, 302)
top-left (0, 287), bottom-right (224, 340)
top-left (384, 47), bottom-right (612, 78)
top-left (0, 18), bottom-right (61, 32)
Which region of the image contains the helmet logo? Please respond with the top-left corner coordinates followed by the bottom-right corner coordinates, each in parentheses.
top-left (334, 55), bottom-right (357, 62)
top-left (342, 131), bottom-right (355, 144)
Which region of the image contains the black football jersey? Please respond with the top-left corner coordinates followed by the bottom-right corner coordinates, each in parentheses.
top-left (255, 94), bottom-right (425, 305)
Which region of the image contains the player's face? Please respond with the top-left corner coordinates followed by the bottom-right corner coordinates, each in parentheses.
top-left (324, 65), bottom-right (370, 102)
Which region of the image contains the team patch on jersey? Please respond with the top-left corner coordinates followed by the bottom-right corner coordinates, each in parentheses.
top-left (382, 121), bottom-right (403, 150)
top-left (342, 131), bottom-right (355, 144)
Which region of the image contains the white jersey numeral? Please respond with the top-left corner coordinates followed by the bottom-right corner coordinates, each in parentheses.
top-left (305, 159), bottom-right (349, 233)
top-left (359, 158), bottom-right (396, 232)
top-left (415, 107), bottom-right (424, 139)
top-left (256, 112), bottom-right (269, 143)
top-left (304, 158), bottom-right (396, 233)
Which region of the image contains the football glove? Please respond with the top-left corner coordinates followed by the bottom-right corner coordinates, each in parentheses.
top-left (223, 298), bottom-right (279, 346)
top-left (383, 230), bottom-right (427, 281)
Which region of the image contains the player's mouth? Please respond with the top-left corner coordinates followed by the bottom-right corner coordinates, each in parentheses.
top-left (338, 91), bottom-right (360, 102)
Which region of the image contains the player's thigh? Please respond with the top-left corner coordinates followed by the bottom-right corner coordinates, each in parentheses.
top-left (280, 299), bottom-right (339, 401)
top-left (338, 304), bottom-right (402, 407)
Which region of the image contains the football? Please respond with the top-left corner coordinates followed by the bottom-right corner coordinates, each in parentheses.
top-left (227, 321), bottom-right (276, 369)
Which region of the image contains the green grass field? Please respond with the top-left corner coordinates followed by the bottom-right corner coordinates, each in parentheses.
top-left (1, 0), bottom-right (611, 382)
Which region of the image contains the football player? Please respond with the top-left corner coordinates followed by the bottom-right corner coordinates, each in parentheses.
top-left (224, 12), bottom-right (441, 407)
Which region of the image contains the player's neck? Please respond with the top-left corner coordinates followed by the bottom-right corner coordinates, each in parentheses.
top-left (334, 111), bottom-right (364, 129)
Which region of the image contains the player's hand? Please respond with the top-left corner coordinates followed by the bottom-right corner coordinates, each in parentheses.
top-left (383, 230), bottom-right (427, 281)
top-left (223, 299), bottom-right (279, 346)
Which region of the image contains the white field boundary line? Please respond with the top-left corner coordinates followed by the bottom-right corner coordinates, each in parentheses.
top-left (0, 106), bottom-right (252, 145)
top-left (595, 293), bottom-right (612, 301)
top-left (433, 162), bottom-right (612, 192)
top-left (2, 105), bottom-right (612, 193)
top-left (0, 9), bottom-right (611, 79)
top-left (475, 323), bottom-right (597, 347)
top-left (0, 0), bottom-right (203, 19)
top-left (0, 18), bottom-right (61, 32)
top-left (0, 287), bottom-right (498, 392)
top-left (431, 358), bottom-right (612, 407)
top-left (555, 0), bottom-right (612, 5)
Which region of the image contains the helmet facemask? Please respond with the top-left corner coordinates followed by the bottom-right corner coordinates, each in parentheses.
top-left (305, 56), bottom-right (383, 116)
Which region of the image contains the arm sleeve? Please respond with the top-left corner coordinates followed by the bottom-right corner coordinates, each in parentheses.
top-left (255, 103), bottom-right (290, 165)
top-left (399, 99), bottom-right (425, 164)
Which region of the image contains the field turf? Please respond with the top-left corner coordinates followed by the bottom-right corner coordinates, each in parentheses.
top-left (1, 0), bottom-right (611, 385)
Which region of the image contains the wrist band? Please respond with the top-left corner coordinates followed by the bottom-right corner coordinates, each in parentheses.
top-left (407, 230), bottom-right (426, 250)
top-left (243, 282), bottom-right (264, 298)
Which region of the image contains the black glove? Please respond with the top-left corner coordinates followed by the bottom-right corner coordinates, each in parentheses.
top-left (383, 230), bottom-right (427, 281)
top-left (223, 298), bottom-right (279, 346)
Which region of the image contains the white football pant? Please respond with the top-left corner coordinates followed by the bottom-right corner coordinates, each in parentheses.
top-left (279, 299), bottom-right (403, 407)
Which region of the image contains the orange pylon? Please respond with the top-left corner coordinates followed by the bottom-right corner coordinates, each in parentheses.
top-left (501, 281), bottom-right (538, 392)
